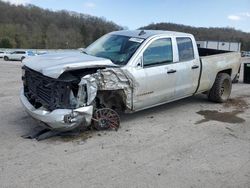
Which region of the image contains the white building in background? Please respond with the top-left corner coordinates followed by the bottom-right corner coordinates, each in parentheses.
top-left (197, 41), bottom-right (241, 52)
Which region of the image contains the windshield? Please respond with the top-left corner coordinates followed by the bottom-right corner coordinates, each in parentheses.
top-left (85, 34), bottom-right (144, 65)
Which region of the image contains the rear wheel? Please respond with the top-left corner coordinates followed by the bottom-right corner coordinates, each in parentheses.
top-left (4, 56), bottom-right (8, 61)
top-left (208, 73), bottom-right (232, 103)
top-left (21, 56), bottom-right (25, 61)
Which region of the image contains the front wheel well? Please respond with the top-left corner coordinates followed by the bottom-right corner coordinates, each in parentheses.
top-left (95, 90), bottom-right (127, 112)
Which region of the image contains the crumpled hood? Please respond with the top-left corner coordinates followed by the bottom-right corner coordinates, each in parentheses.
top-left (23, 51), bottom-right (116, 78)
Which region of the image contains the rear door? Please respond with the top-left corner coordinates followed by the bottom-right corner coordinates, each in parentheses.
top-left (17, 51), bottom-right (26, 60)
top-left (173, 37), bottom-right (200, 98)
top-left (9, 51), bottom-right (18, 60)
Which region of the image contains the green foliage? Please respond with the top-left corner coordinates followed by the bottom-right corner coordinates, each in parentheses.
top-left (0, 38), bottom-right (13, 48)
top-left (140, 23), bottom-right (250, 51)
top-left (0, 1), bottom-right (121, 49)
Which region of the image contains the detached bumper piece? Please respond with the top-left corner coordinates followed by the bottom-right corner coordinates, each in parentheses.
top-left (22, 128), bottom-right (85, 141)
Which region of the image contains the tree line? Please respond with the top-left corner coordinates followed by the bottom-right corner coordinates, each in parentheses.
top-left (140, 23), bottom-right (250, 51)
top-left (0, 1), bottom-right (121, 49)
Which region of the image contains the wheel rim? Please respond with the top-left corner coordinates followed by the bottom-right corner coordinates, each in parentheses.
top-left (92, 108), bottom-right (120, 131)
top-left (220, 79), bottom-right (231, 100)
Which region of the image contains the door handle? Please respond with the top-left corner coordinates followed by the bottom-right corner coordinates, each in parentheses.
top-left (192, 65), bottom-right (199, 69)
top-left (167, 69), bottom-right (177, 74)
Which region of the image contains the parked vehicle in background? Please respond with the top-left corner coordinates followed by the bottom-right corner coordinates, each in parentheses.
top-left (242, 51), bottom-right (250, 57)
top-left (0, 51), bottom-right (7, 58)
top-left (197, 41), bottom-right (241, 52)
top-left (4, 50), bottom-right (35, 61)
top-left (36, 51), bottom-right (48, 55)
top-left (20, 30), bottom-right (242, 132)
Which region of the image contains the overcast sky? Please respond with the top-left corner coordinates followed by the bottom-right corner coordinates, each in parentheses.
top-left (2, 0), bottom-right (250, 32)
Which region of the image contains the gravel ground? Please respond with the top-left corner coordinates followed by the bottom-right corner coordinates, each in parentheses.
top-left (0, 58), bottom-right (250, 188)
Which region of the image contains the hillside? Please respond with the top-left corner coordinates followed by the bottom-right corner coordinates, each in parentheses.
top-left (0, 1), bottom-right (121, 49)
top-left (140, 23), bottom-right (250, 50)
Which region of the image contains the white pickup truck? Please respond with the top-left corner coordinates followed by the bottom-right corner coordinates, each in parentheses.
top-left (20, 30), bottom-right (241, 131)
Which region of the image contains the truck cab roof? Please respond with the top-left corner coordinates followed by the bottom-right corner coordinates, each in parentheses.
top-left (109, 30), bottom-right (193, 39)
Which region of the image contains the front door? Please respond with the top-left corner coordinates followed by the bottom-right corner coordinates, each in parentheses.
top-left (10, 52), bottom-right (19, 60)
top-left (129, 38), bottom-right (176, 110)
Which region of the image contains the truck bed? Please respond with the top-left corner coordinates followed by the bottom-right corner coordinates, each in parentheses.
top-left (197, 49), bottom-right (241, 93)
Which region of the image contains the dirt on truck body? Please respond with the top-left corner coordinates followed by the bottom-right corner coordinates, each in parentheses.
top-left (20, 30), bottom-right (242, 133)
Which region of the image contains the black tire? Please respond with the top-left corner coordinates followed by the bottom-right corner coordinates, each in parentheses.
top-left (4, 56), bottom-right (9, 61)
top-left (21, 56), bottom-right (25, 61)
top-left (208, 73), bottom-right (232, 103)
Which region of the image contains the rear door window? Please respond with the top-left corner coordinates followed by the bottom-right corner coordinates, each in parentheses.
top-left (176, 37), bottom-right (194, 61)
top-left (15, 51), bottom-right (25, 54)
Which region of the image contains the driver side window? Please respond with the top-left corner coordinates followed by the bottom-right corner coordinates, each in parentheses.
top-left (143, 38), bottom-right (173, 67)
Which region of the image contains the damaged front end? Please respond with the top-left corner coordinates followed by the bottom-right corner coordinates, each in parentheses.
top-left (20, 66), bottom-right (132, 131)
top-left (92, 68), bottom-right (134, 111)
top-left (20, 66), bottom-right (98, 131)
